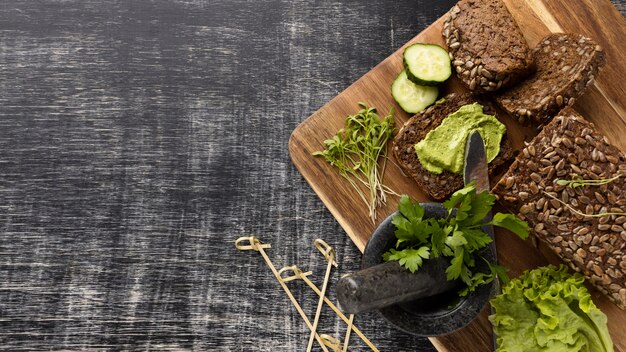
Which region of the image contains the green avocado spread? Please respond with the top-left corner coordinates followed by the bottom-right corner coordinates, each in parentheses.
top-left (415, 103), bottom-right (506, 175)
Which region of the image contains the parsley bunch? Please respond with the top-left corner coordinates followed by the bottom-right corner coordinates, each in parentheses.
top-left (313, 103), bottom-right (396, 222)
top-left (383, 183), bottom-right (530, 296)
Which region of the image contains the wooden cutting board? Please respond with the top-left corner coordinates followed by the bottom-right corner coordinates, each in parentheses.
top-left (289, 0), bottom-right (626, 350)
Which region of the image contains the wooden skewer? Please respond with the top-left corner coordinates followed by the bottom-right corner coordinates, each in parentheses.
top-left (307, 239), bottom-right (338, 352)
top-left (343, 314), bottom-right (354, 352)
top-left (320, 334), bottom-right (343, 352)
top-left (278, 265), bottom-right (379, 352)
top-left (235, 236), bottom-right (331, 352)
top-left (235, 236), bottom-right (271, 251)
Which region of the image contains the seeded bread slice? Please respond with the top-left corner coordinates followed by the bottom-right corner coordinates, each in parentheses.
top-left (443, 0), bottom-right (534, 93)
top-left (492, 108), bottom-right (626, 310)
top-left (495, 33), bottom-right (606, 125)
top-left (393, 93), bottom-right (513, 201)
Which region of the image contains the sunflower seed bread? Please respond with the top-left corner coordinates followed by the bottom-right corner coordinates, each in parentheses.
top-left (495, 33), bottom-right (606, 125)
top-left (492, 108), bottom-right (626, 310)
top-left (443, 0), bottom-right (534, 93)
top-left (393, 93), bottom-right (513, 201)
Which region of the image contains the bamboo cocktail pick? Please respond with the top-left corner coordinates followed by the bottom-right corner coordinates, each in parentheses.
top-left (320, 334), bottom-right (343, 352)
top-left (306, 239), bottom-right (338, 352)
top-left (278, 265), bottom-right (379, 351)
top-left (235, 236), bottom-right (331, 352)
top-left (343, 314), bottom-right (354, 352)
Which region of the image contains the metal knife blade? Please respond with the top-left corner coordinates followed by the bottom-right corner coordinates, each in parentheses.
top-left (463, 131), bottom-right (495, 248)
top-left (463, 131), bottom-right (499, 351)
top-left (463, 131), bottom-right (490, 193)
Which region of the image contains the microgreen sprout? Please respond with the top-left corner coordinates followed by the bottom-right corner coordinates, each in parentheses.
top-left (313, 103), bottom-right (396, 222)
top-left (555, 173), bottom-right (623, 189)
top-left (542, 191), bottom-right (626, 218)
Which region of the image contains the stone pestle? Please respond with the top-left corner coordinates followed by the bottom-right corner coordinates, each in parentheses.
top-left (336, 257), bottom-right (463, 315)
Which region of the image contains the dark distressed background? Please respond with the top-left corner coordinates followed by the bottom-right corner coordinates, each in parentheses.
top-left (1, 1), bottom-right (624, 351)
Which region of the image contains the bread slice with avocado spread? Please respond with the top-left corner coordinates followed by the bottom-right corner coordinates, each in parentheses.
top-left (392, 93), bottom-right (513, 201)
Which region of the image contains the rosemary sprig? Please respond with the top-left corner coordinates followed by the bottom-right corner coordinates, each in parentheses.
top-left (313, 103), bottom-right (397, 222)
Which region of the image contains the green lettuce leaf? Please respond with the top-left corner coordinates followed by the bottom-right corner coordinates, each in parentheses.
top-left (489, 265), bottom-right (613, 352)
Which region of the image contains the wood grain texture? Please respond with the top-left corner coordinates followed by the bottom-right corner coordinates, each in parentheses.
top-left (0, 0), bottom-right (462, 351)
top-left (290, 0), bottom-right (626, 350)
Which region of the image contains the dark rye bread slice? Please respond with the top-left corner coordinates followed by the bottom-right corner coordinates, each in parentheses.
top-left (495, 33), bottom-right (605, 125)
top-left (393, 93), bottom-right (513, 201)
top-left (492, 108), bottom-right (626, 310)
top-left (443, 0), bottom-right (534, 93)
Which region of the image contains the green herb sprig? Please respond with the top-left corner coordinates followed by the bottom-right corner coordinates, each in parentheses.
top-left (313, 103), bottom-right (396, 222)
top-left (542, 191), bottom-right (626, 218)
top-left (383, 183), bottom-right (530, 296)
top-left (556, 173), bottom-right (623, 189)
top-left (551, 173), bottom-right (626, 218)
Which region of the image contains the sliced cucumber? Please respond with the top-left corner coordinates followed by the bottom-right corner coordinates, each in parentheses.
top-left (391, 70), bottom-right (439, 114)
top-left (403, 43), bottom-right (452, 86)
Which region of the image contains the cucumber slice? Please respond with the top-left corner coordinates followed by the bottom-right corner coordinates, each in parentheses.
top-left (391, 70), bottom-right (439, 114)
top-left (403, 43), bottom-right (452, 86)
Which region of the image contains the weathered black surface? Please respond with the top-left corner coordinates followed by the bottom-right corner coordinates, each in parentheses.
top-left (1, 1), bottom-right (624, 351)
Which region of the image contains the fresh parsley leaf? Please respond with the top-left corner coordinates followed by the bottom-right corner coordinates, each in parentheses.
top-left (397, 195), bottom-right (424, 222)
top-left (383, 189), bottom-right (529, 297)
top-left (469, 191), bottom-right (496, 225)
top-left (393, 197), bottom-right (430, 245)
top-left (446, 248), bottom-right (465, 281)
top-left (446, 230), bottom-right (468, 248)
top-left (460, 265), bottom-right (473, 286)
top-left (454, 192), bottom-right (473, 222)
top-left (391, 212), bottom-right (412, 232)
top-left (412, 222), bottom-right (431, 244)
top-left (443, 183), bottom-right (475, 210)
top-left (429, 220), bottom-right (447, 258)
top-left (459, 273), bottom-right (485, 297)
top-left (441, 245), bottom-right (454, 257)
top-left (383, 247), bottom-right (430, 273)
top-left (393, 228), bottom-right (413, 248)
top-left (391, 214), bottom-right (413, 244)
top-left (461, 248), bottom-right (475, 271)
top-left (458, 260), bottom-right (509, 297)
top-left (488, 213), bottom-right (530, 240)
top-left (459, 271), bottom-right (495, 297)
top-left (462, 229), bottom-right (493, 251)
top-left (392, 213), bottom-right (429, 245)
top-left (488, 262), bottom-right (510, 285)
